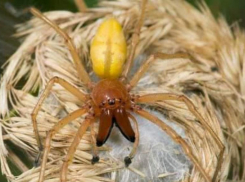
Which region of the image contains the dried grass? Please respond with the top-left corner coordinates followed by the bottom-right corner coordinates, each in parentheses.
top-left (1, 0), bottom-right (244, 181)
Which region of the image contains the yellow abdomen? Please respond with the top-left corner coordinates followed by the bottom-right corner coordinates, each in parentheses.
top-left (90, 17), bottom-right (127, 79)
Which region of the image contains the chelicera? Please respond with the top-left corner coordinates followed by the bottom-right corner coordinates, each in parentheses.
top-left (91, 79), bottom-right (136, 146)
top-left (30, 0), bottom-right (224, 181)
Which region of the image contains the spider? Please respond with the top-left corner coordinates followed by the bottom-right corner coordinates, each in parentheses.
top-left (30, 0), bottom-right (224, 181)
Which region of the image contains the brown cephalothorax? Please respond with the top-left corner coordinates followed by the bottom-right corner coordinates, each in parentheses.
top-left (91, 79), bottom-right (129, 109)
top-left (30, 0), bottom-right (224, 181)
top-left (91, 79), bottom-right (135, 146)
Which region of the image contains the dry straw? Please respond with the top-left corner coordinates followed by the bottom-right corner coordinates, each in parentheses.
top-left (1, 0), bottom-right (244, 181)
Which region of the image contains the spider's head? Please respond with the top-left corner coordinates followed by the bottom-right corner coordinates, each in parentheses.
top-left (91, 79), bottom-right (129, 110)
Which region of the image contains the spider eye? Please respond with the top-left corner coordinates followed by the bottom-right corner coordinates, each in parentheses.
top-left (108, 99), bottom-right (115, 105)
top-left (99, 101), bottom-right (106, 108)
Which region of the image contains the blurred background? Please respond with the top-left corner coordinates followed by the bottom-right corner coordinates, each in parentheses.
top-left (0, 0), bottom-right (245, 181)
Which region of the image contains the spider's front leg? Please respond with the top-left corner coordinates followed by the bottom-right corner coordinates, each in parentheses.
top-left (135, 93), bottom-right (224, 182)
top-left (128, 50), bottom-right (225, 181)
top-left (60, 117), bottom-right (94, 182)
top-left (31, 76), bottom-right (87, 166)
top-left (134, 107), bottom-right (212, 182)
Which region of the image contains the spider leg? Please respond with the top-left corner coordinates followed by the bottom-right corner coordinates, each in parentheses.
top-left (136, 93), bottom-right (224, 182)
top-left (134, 108), bottom-right (212, 182)
top-left (31, 76), bottom-right (87, 165)
top-left (30, 8), bottom-right (91, 85)
top-left (38, 108), bottom-right (88, 182)
top-left (121, 0), bottom-right (147, 78)
top-left (90, 122), bottom-right (100, 164)
top-left (124, 112), bottom-right (140, 167)
top-left (60, 118), bottom-right (93, 182)
top-left (129, 52), bottom-right (191, 88)
top-left (74, 0), bottom-right (87, 12)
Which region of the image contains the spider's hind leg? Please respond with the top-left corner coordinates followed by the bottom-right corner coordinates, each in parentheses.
top-left (122, 0), bottom-right (148, 78)
top-left (60, 118), bottom-right (93, 182)
top-left (38, 108), bottom-right (88, 182)
top-left (31, 76), bottom-right (87, 167)
top-left (29, 7), bottom-right (91, 85)
top-left (74, 0), bottom-right (87, 12)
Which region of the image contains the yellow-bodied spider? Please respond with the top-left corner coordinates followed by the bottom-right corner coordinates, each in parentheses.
top-left (30, 0), bottom-right (224, 181)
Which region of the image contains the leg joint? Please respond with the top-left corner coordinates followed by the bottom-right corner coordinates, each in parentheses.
top-left (31, 112), bottom-right (36, 118)
top-left (51, 76), bottom-right (60, 82)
